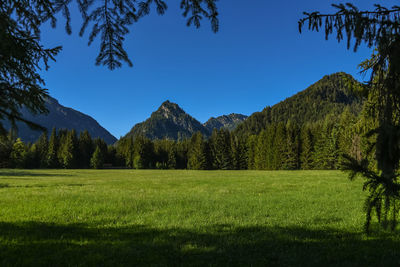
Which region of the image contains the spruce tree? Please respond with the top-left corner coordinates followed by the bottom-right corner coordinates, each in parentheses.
top-left (59, 130), bottom-right (77, 169)
top-left (211, 129), bottom-right (233, 170)
top-left (46, 128), bottom-right (59, 168)
top-left (176, 140), bottom-right (189, 169)
top-left (187, 132), bottom-right (207, 170)
top-left (10, 138), bottom-right (27, 168)
top-left (0, 131), bottom-right (15, 168)
top-left (132, 136), bottom-right (154, 169)
top-left (35, 133), bottom-right (49, 168)
top-left (78, 130), bottom-right (93, 168)
top-left (322, 115), bottom-right (340, 170)
top-left (300, 124), bottom-right (315, 170)
top-left (273, 122), bottom-right (286, 170)
top-left (264, 124), bottom-right (277, 170)
top-left (254, 130), bottom-right (268, 170)
top-left (246, 135), bottom-right (258, 170)
top-left (337, 107), bottom-right (358, 165)
top-left (300, 3), bottom-right (400, 231)
top-left (283, 121), bottom-right (300, 170)
top-left (90, 146), bottom-right (104, 169)
top-left (231, 134), bottom-right (247, 170)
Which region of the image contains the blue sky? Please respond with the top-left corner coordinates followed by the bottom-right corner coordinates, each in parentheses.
top-left (39, 0), bottom-right (394, 138)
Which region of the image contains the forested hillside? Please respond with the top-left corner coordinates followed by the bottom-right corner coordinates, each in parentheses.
top-left (235, 72), bottom-right (363, 136)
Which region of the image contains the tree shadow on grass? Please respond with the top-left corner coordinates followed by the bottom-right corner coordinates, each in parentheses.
top-left (0, 170), bottom-right (75, 178)
top-left (0, 222), bottom-right (399, 266)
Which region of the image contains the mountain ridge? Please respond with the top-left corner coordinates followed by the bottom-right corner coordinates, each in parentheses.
top-left (124, 101), bottom-right (248, 140)
top-left (235, 72), bottom-right (363, 136)
top-left (3, 96), bottom-right (117, 144)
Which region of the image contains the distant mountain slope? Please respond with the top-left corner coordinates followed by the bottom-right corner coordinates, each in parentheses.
top-left (204, 114), bottom-right (248, 131)
top-left (235, 72), bottom-right (363, 136)
top-left (124, 101), bottom-right (210, 140)
top-left (3, 96), bottom-right (117, 144)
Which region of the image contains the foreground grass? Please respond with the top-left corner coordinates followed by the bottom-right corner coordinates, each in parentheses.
top-left (0, 169), bottom-right (399, 266)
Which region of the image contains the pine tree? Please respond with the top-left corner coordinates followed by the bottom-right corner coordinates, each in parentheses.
top-left (210, 129), bottom-right (233, 170)
top-left (133, 136), bottom-right (154, 169)
top-left (299, 1), bottom-right (400, 232)
top-left (246, 135), bottom-right (258, 170)
top-left (273, 122), bottom-right (286, 170)
top-left (46, 128), bottom-right (59, 168)
top-left (254, 130), bottom-right (268, 170)
top-left (283, 121), bottom-right (300, 170)
top-left (35, 133), bottom-right (48, 168)
top-left (0, 131), bottom-right (15, 168)
top-left (10, 138), bottom-right (27, 168)
top-left (167, 144), bottom-right (177, 169)
top-left (58, 130), bottom-right (77, 169)
top-left (78, 130), bottom-right (93, 168)
top-left (264, 124), bottom-right (276, 170)
top-left (322, 115), bottom-right (340, 169)
top-left (337, 107), bottom-right (358, 165)
top-left (231, 134), bottom-right (247, 170)
top-left (300, 124), bottom-right (315, 170)
top-left (176, 140), bottom-right (189, 169)
top-left (187, 132), bottom-right (207, 170)
top-left (90, 146), bottom-right (104, 169)
top-left (117, 137), bottom-right (134, 168)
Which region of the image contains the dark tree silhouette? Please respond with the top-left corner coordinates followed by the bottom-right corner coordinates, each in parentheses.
top-left (300, 3), bottom-right (400, 232)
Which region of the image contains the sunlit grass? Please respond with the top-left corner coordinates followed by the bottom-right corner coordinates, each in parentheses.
top-left (0, 169), bottom-right (399, 266)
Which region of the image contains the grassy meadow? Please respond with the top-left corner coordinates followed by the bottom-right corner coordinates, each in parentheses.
top-left (0, 169), bottom-right (399, 266)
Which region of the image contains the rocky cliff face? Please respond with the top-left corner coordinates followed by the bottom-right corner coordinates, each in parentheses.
top-left (204, 114), bottom-right (248, 132)
top-left (124, 101), bottom-right (210, 140)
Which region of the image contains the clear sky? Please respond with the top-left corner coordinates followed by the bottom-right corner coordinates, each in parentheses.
top-left (39, 0), bottom-right (395, 138)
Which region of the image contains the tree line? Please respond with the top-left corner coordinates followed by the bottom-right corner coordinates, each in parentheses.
top-left (0, 106), bottom-right (373, 171)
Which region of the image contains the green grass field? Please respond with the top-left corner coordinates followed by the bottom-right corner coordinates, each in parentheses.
top-left (0, 169), bottom-right (399, 266)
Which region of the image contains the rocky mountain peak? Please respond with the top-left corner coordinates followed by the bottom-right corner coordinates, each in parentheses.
top-left (204, 113), bottom-right (248, 131)
top-left (157, 100), bottom-right (186, 119)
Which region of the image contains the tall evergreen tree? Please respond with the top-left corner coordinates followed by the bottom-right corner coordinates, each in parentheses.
top-left (0, 131), bottom-right (15, 168)
top-left (210, 129), bottom-right (233, 170)
top-left (133, 136), bottom-right (154, 169)
top-left (231, 134), bottom-right (248, 170)
top-left (254, 130), bottom-right (268, 170)
top-left (300, 3), bottom-right (400, 231)
top-left (246, 135), bottom-right (258, 170)
top-left (35, 133), bottom-right (48, 168)
top-left (273, 122), bottom-right (286, 170)
top-left (167, 144), bottom-right (177, 169)
top-left (300, 124), bottom-right (315, 170)
top-left (78, 130), bottom-right (93, 168)
top-left (58, 130), bottom-right (77, 169)
top-left (283, 121), bottom-right (300, 170)
top-left (187, 132), bottom-right (207, 170)
top-left (10, 138), bottom-right (27, 168)
top-left (46, 128), bottom-right (59, 168)
top-left (176, 140), bottom-right (189, 169)
top-left (90, 146), bottom-right (104, 169)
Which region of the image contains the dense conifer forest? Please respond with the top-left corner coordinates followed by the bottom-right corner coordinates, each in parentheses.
top-left (0, 73), bottom-right (374, 171)
top-left (0, 107), bottom-right (366, 170)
